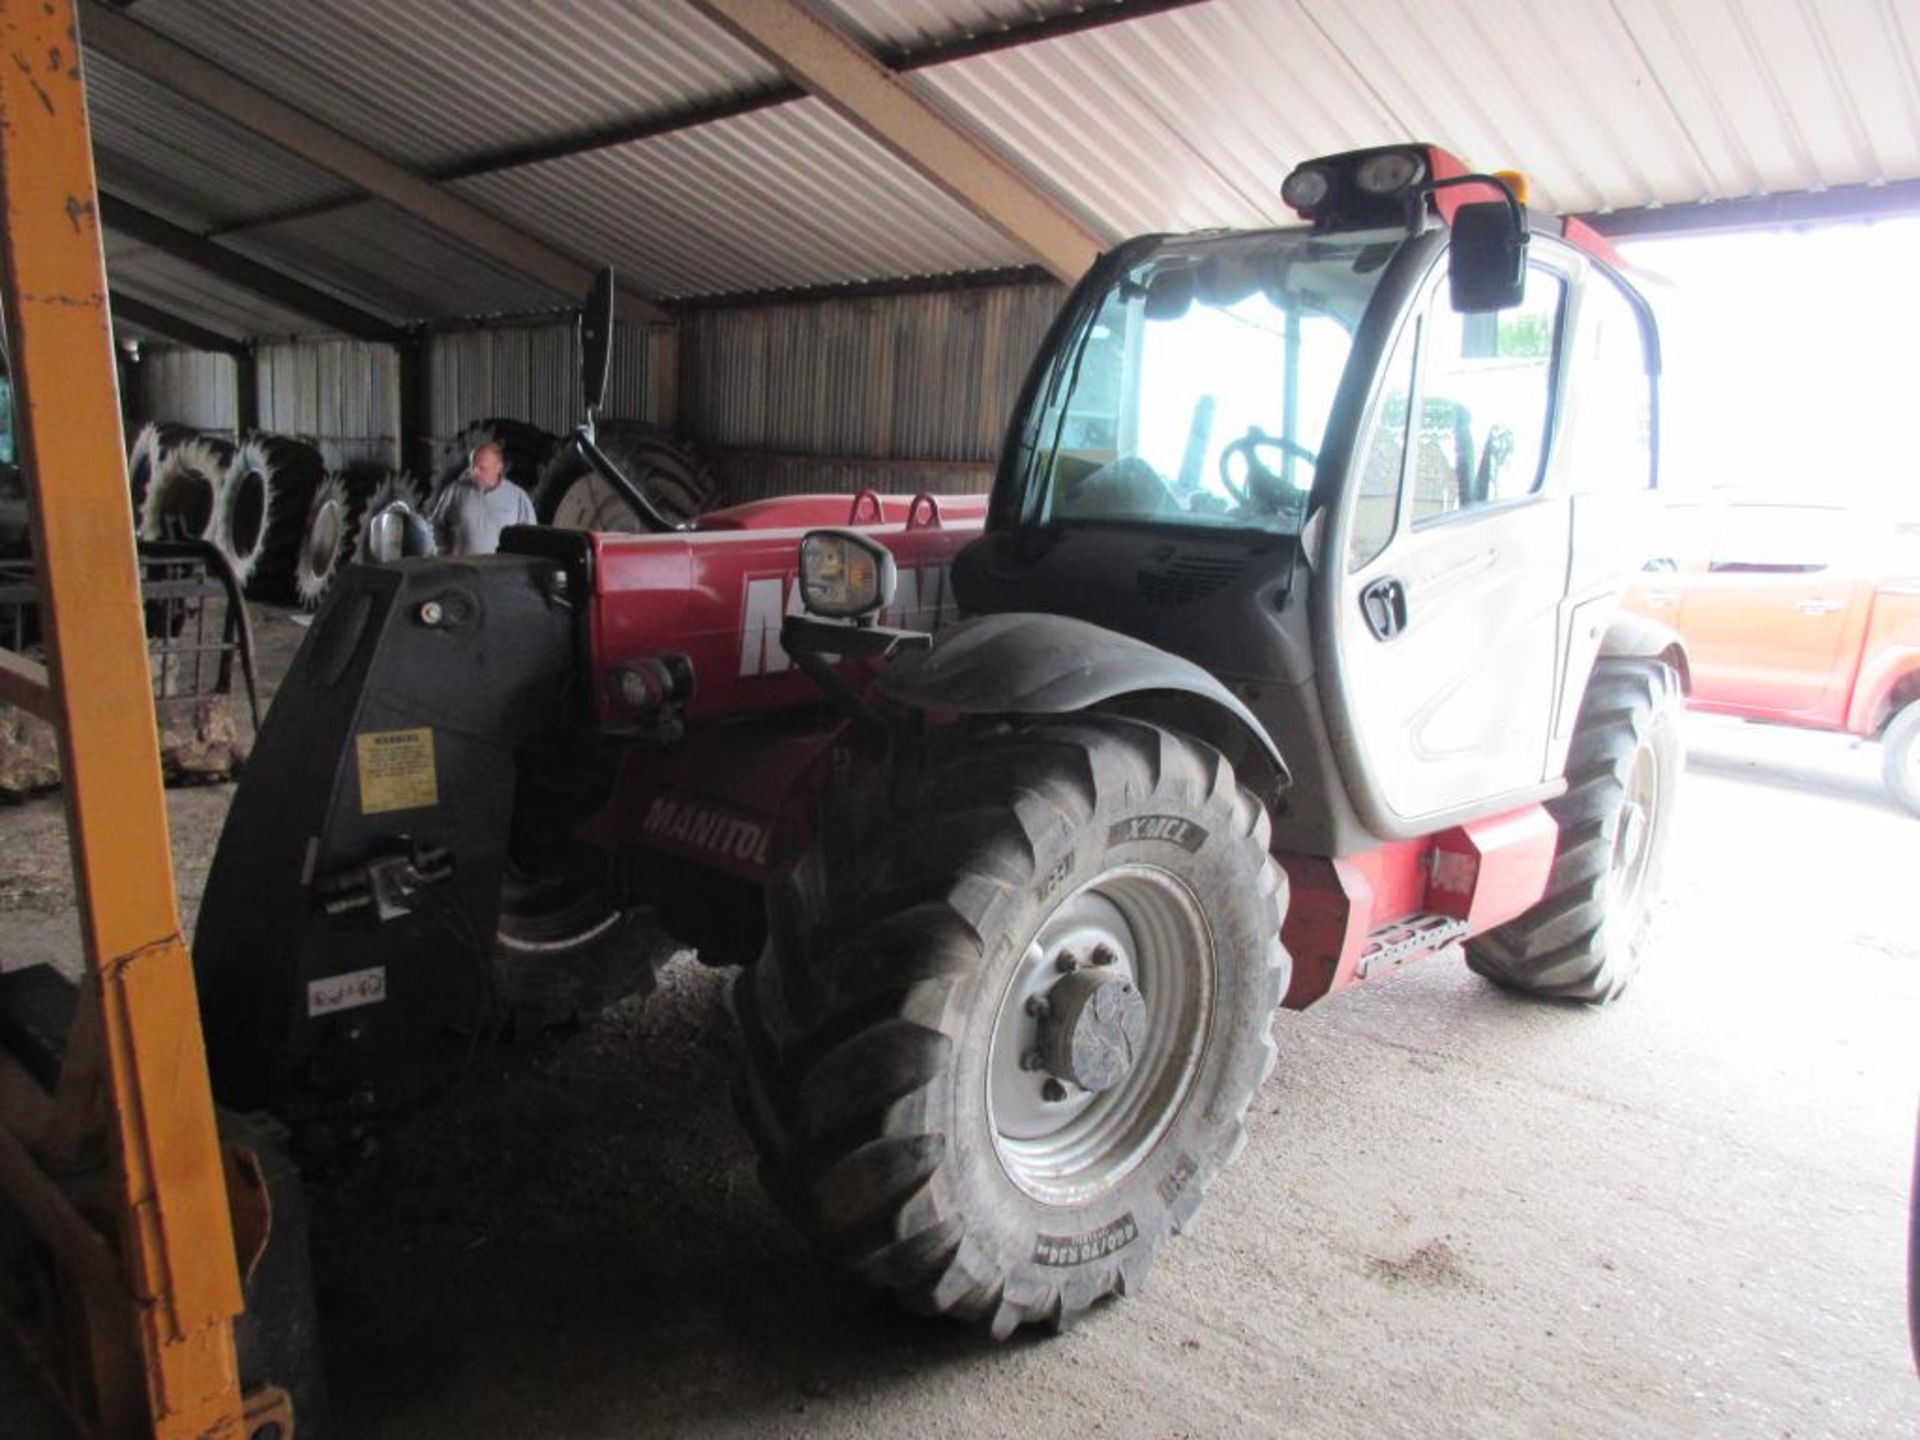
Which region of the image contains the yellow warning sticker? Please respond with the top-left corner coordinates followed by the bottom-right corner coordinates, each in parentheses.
top-left (355, 727), bottom-right (438, 815)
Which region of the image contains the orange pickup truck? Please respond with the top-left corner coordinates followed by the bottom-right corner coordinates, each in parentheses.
top-left (1624, 501), bottom-right (1920, 815)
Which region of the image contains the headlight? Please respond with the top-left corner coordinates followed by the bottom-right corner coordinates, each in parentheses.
top-left (1355, 150), bottom-right (1425, 196)
top-left (798, 529), bottom-right (896, 620)
top-left (1280, 164), bottom-right (1331, 214)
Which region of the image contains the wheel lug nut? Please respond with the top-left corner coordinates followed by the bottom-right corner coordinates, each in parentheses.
top-left (1041, 1079), bottom-right (1069, 1103)
top-left (1024, 995), bottom-right (1049, 1018)
top-left (1091, 944), bottom-right (1118, 967)
top-left (1020, 1050), bottom-right (1045, 1072)
top-left (1054, 951), bottom-right (1079, 973)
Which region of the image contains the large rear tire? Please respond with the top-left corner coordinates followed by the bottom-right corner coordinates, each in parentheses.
top-left (1467, 659), bottom-right (1683, 1003)
top-left (293, 468), bottom-right (377, 610)
top-left (736, 717), bottom-right (1288, 1336)
top-left (221, 434), bottom-right (324, 603)
top-left (535, 420), bottom-right (716, 530)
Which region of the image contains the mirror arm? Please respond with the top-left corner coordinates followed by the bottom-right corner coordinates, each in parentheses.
top-left (1423, 172), bottom-right (1526, 233)
top-left (574, 427), bottom-right (681, 534)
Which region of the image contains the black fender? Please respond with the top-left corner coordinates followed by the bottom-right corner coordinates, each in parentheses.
top-left (1600, 613), bottom-right (1691, 692)
top-left (878, 612), bottom-right (1289, 783)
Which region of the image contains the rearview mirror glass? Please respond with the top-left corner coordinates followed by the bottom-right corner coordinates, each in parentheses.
top-left (1448, 201), bottom-right (1528, 313)
top-left (580, 266), bottom-right (616, 416)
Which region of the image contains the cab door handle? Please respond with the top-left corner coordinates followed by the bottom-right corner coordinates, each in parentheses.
top-left (1360, 577), bottom-right (1408, 640)
top-left (1796, 597), bottom-right (1844, 615)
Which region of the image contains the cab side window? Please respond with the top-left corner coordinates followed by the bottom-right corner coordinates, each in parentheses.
top-left (1561, 273), bottom-right (1654, 494)
top-left (1412, 269), bottom-right (1564, 523)
top-left (1347, 316), bottom-right (1417, 571)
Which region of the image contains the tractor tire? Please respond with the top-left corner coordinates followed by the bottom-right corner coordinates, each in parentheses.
top-left (220, 434), bottom-right (325, 603)
top-left (293, 468), bottom-right (378, 610)
top-left (126, 421), bottom-right (195, 521)
top-left (736, 717), bottom-right (1289, 1336)
top-left (1881, 701), bottom-right (1920, 818)
top-left (535, 420), bottom-right (716, 531)
top-left (432, 418), bottom-right (559, 503)
top-left (140, 434), bottom-right (234, 544)
top-left (1466, 659), bottom-right (1683, 1003)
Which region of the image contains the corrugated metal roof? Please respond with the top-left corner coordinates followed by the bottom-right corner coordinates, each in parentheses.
top-left (228, 201), bottom-right (557, 322)
top-left (817, 0), bottom-right (1072, 52)
top-left (103, 236), bottom-right (317, 340)
top-left (908, 0), bottom-right (1920, 227)
top-left (452, 98), bottom-right (1029, 299)
top-left (125, 0), bottom-right (780, 174)
top-left (83, 51), bottom-right (350, 228)
top-left (78, 0), bottom-right (1920, 341)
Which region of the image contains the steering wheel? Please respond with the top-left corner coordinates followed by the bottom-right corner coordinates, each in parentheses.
top-left (1217, 427), bottom-right (1318, 506)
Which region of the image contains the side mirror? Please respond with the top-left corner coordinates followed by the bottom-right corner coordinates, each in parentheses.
top-left (1449, 200), bottom-right (1528, 313)
top-left (579, 266), bottom-right (616, 419)
top-left (365, 501), bottom-right (436, 564)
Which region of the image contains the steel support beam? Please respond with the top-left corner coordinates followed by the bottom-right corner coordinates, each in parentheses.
top-left (102, 193), bottom-right (401, 341)
top-left (109, 292), bottom-right (250, 356)
top-left (1583, 177), bottom-right (1920, 239)
top-left (77, 0), bottom-right (673, 327)
top-left (688, 0), bottom-right (1106, 282)
top-left (0, 3), bottom-right (247, 1434)
top-left (214, 0), bottom-right (1206, 240)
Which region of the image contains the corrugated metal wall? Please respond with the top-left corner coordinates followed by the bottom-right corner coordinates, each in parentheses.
top-left (422, 319), bottom-right (659, 457)
top-left (123, 278), bottom-right (1058, 498)
top-left (682, 278), bottom-right (1062, 499)
top-left (129, 348), bottom-right (236, 436)
top-left (256, 338), bottom-right (398, 469)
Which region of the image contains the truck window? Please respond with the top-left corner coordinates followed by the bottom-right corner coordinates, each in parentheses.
top-left (1709, 505), bottom-right (1846, 574)
top-left (1412, 267), bottom-right (1564, 523)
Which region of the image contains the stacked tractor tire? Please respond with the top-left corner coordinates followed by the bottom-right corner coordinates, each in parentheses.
top-left (128, 416), bottom-right (717, 611)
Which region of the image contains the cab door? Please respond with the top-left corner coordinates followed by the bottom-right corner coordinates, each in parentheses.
top-left (1334, 256), bottom-right (1573, 827)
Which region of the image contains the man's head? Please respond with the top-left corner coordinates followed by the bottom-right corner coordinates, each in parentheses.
top-left (469, 441), bottom-right (506, 492)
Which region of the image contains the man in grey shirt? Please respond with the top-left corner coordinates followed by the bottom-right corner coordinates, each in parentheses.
top-left (425, 439), bottom-right (535, 555)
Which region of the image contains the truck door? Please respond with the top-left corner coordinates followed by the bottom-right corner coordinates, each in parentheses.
top-left (1677, 504), bottom-right (1866, 721)
top-left (1334, 256), bottom-right (1573, 826)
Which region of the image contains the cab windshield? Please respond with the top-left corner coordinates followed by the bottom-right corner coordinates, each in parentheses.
top-left (1019, 227), bottom-right (1406, 535)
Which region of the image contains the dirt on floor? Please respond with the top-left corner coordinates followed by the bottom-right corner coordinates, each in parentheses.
top-left (2, 622), bottom-right (1916, 1437)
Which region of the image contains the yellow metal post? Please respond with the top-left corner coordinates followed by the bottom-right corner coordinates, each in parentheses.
top-left (0, 1), bottom-right (246, 1434)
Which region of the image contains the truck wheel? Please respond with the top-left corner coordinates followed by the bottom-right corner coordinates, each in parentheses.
top-left (1466, 659), bottom-right (1683, 1003)
top-left (1883, 701), bottom-right (1920, 817)
top-left (736, 717), bottom-right (1289, 1336)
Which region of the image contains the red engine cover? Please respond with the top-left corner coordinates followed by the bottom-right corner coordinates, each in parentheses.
top-left (588, 490), bottom-right (988, 726)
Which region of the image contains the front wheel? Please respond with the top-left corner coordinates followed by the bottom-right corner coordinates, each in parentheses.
top-left (735, 717), bottom-right (1289, 1336)
top-left (1467, 659), bottom-right (1683, 1003)
top-left (1881, 701), bottom-right (1920, 817)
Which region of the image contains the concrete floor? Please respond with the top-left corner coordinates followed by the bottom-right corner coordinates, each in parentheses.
top-left (2, 636), bottom-right (1916, 1436)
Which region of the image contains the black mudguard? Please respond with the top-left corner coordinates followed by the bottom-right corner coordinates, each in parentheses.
top-left (877, 611), bottom-right (1288, 781)
top-left (193, 554), bottom-right (579, 1131)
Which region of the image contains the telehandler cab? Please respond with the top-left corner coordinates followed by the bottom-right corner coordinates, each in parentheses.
top-left (192, 143), bottom-right (1686, 1342)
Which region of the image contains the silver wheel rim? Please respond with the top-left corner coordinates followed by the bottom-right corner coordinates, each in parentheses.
top-left (987, 864), bottom-right (1214, 1206)
top-left (1611, 741), bottom-right (1659, 914)
top-left (303, 496), bottom-right (343, 579)
top-left (553, 474), bottom-right (646, 532)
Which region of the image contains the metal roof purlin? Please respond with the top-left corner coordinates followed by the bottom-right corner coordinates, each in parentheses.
top-left (108, 293), bottom-right (250, 356)
top-left (100, 194), bottom-right (404, 341)
top-left (688, 0), bottom-right (1105, 281)
top-left (206, 1), bottom-right (1209, 244)
top-left (76, 0), bottom-right (674, 327)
